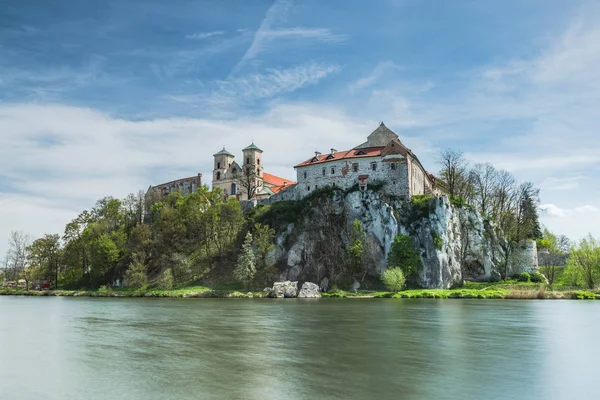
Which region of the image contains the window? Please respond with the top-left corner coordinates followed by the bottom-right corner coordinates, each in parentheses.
top-left (331, 167), bottom-right (335, 175)
top-left (231, 183), bottom-right (237, 195)
top-left (216, 172), bottom-right (221, 180)
top-left (391, 162), bottom-right (397, 170)
top-left (356, 150), bottom-right (366, 155)
top-left (352, 163), bottom-right (358, 172)
top-left (307, 185), bottom-right (311, 191)
top-left (315, 185), bottom-right (318, 189)
top-left (257, 159), bottom-right (260, 165)
top-left (371, 162), bottom-right (377, 171)
top-left (217, 162), bottom-right (221, 169)
top-left (246, 157), bottom-right (250, 164)
top-left (326, 154), bottom-right (334, 160)
top-left (232, 168), bottom-right (237, 174)
top-left (303, 171), bottom-right (307, 179)
top-left (257, 168), bottom-right (260, 175)
top-left (322, 167), bottom-right (326, 176)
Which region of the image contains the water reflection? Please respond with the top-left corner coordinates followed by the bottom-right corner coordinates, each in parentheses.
top-left (1, 297), bottom-right (599, 400)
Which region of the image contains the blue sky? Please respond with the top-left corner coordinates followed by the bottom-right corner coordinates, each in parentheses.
top-left (1, 0), bottom-right (599, 253)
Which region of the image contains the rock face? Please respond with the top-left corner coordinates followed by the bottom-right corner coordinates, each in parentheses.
top-left (267, 190), bottom-right (538, 289)
top-left (270, 281), bottom-right (298, 298)
top-left (298, 282), bottom-right (321, 298)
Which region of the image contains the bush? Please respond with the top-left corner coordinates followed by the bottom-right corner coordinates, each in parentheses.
top-left (381, 267), bottom-right (406, 292)
top-left (387, 234), bottom-right (422, 281)
top-left (515, 272), bottom-right (531, 282)
top-left (155, 269), bottom-right (174, 289)
top-left (530, 271), bottom-right (545, 283)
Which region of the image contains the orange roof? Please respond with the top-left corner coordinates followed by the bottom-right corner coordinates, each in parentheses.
top-left (263, 172), bottom-right (295, 187)
top-left (294, 147), bottom-right (383, 168)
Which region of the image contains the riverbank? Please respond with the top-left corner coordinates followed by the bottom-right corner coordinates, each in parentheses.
top-left (1, 281), bottom-right (599, 299)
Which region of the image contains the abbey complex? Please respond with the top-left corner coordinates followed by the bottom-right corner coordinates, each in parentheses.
top-left (146, 123), bottom-right (446, 203)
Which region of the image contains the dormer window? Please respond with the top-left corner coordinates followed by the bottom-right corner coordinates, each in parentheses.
top-left (326, 154), bottom-right (334, 160)
top-left (356, 150), bottom-right (366, 155)
top-left (311, 157), bottom-right (319, 163)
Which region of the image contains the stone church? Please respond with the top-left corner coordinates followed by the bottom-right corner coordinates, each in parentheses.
top-left (211, 143), bottom-right (294, 200)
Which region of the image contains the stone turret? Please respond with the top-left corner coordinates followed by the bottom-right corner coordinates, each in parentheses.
top-left (213, 147), bottom-right (235, 182)
top-left (242, 142), bottom-right (264, 192)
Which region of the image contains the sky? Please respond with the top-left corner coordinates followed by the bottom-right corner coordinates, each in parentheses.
top-left (1, 0), bottom-right (599, 254)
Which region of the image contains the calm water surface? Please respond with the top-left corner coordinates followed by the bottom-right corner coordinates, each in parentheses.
top-left (1, 297), bottom-right (599, 400)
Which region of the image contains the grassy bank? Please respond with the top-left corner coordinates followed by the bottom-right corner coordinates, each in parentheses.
top-left (1, 281), bottom-right (599, 299)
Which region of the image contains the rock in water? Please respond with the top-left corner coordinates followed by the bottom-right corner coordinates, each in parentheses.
top-left (298, 282), bottom-right (321, 298)
top-left (269, 281), bottom-right (298, 298)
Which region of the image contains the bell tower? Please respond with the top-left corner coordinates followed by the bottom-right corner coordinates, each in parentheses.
top-left (242, 142), bottom-right (264, 195)
top-left (213, 147), bottom-right (235, 183)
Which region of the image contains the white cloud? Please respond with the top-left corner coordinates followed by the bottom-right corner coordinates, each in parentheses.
top-left (349, 61), bottom-right (403, 92)
top-left (185, 31), bottom-right (226, 40)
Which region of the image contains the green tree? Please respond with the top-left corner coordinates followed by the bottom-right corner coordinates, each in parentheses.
top-left (381, 267), bottom-right (406, 292)
top-left (233, 232), bottom-right (256, 289)
top-left (387, 234), bottom-right (422, 283)
top-left (27, 234), bottom-right (62, 288)
top-left (565, 235), bottom-right (600, 289)
top-left (123, 253), bottom-right (148, 288)
top-left (347, 219), bottom-right (366, 280)
top-left (252, 223), bottom-right (276, 285)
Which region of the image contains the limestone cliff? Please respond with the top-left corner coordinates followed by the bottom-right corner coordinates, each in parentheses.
top-left (264, 189), bottom-right (538, 289)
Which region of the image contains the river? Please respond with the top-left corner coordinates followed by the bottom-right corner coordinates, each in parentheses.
top-left (1, 297), bottom-right (598, 400)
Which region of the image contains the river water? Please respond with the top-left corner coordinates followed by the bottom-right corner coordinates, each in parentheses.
top-left (1, 297), bottom-right (598, 400)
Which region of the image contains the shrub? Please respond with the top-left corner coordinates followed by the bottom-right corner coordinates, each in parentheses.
top-left (387, 234), bottom-right (422, 282)
top-left (515, 272), bottom-right (531, 282)
top-left (155, 269), bottom-right (174, 289)
top-left (530, 271), bottom-right (545, 283)
top-left (381, 267), bottom-right (406, 292)
top-left (432, 232), bottom-right (443, 250)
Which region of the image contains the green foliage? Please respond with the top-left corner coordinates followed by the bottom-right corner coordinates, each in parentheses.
top-left (381, 267), bottom-right (406, 292)
top-left (410, 194), bottom-right (433, 213)
top-left (233, 232), bottom-right (256, 289)
top-left (514, 272), bottom-right (531, 282)
top-left (432, 232), bottom-right (443, 250)
top-left (347, 219), bottom-right (366, 278)
top-left (124, 253), bottom-right (147, 288)
top-left (529, 271), bottom-right (545, 283)
top-left (155, 269), bottom-right (174, 289)
top-left (387, 234), bottom-right (422, 282)
top-left (564, 235), bottom-right (600, 289)
top-left (449, 195), bottom-right (472, 209)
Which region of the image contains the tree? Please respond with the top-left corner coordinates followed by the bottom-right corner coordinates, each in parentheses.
top-left (233, 232), bottom-right (256, 289)
top-left (438, 149), bottom-right (469, 198)
top-left (387, 234), bottom-right (422, 283)
top-left (381, 268), bottom-right (406, 292)
top-left (252, 223), bottom-right (276, 285)
top-left (537, 228), bottom-right (569, 287)
top-left (124, 253), bottom-right (148, 288)
top-left (347, 219), bottom-right (367, 281)
top-left (27, 234), bottom-right (62, 288)
top-left (565, 235), bottom-right (600, 289)
top-left (469, 163), bottom-right (498, 216)
top-left (5, 231), bottom-right (32, 288)
top-left (234, 165), bottom-right (260, 199)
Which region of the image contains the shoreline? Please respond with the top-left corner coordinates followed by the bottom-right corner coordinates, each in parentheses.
top-left (1, 286), bottom-right (599, 300)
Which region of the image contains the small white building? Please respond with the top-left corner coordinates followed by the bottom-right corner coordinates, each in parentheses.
top-left (293, 122), bottom-right (443, 199)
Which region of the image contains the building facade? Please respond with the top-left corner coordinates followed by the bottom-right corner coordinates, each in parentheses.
top-left (293, 122), bottom-right (443, 200)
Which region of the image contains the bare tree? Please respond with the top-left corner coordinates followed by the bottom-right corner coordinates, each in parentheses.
top-left (438, 149), bottom-right (469, 198)
top-left (234, 165), bottom-right (260, 199)
top-left (469, 163), bottom-right (498, 216)
top-left (5, 231), bottom-right (32, 288)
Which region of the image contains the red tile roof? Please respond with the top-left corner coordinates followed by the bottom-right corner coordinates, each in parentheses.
top-left (294, 147), bottom-right (384, 168)
top-left (263, 172), bottom-right (295, 187)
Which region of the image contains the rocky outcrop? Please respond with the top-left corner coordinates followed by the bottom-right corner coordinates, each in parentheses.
top-left (269, 281), bottom-right (298, 298)
top-left (265, 190), bottom-right (538, 289)
top-left (298, 282), bottom-right (321, 298)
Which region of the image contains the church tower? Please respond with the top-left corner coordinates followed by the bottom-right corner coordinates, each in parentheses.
top-left (213, 147), bottom-right (235, 184)
top-left (242, 142), bottom-right (264, 195)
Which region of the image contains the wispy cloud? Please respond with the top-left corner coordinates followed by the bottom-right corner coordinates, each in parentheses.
top-left (231, 0), bottom-right (344, 74)
top-left (185, 31), bottom-right (226, 40)
top-left (541, 204), bottom-right (599, 218)
top-left (168, 62), bottom-right (340, 111)
top-left (349, 61), bottom-right (403, 92)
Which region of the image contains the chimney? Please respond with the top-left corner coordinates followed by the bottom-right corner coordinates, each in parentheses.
top-left (283, 182), bottom-right (287, 186)
top-left (330, 148), bottom-right (337, 155)
top-left (315, 151), bottom-right (322, 157)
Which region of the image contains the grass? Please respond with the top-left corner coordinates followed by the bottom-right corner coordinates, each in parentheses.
top-left (2, 281), bottom-right (599, 300)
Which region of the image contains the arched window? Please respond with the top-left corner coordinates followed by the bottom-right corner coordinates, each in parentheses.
top-left (232, 168), bottom-right (237, 174)
top-left (246, 157), bottom-right (250, 164)
top-left (217, 162), bottom-right (221, 169)
top-left (231, 183), bottom-right (237, 195)
top-left (257, 159), bottom-right (260, 165)
top-left (303, 171), bottom-right (307, 179)
top-left (216, 172), bottom-right (221, 180)
top-left (257, 168), bottom-right (260, 175)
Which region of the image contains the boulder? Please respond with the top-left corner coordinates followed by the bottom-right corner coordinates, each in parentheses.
top-left (298, 282), bottom-right (321, 298)
top-left (269, 281), bottom-right (298, 298)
